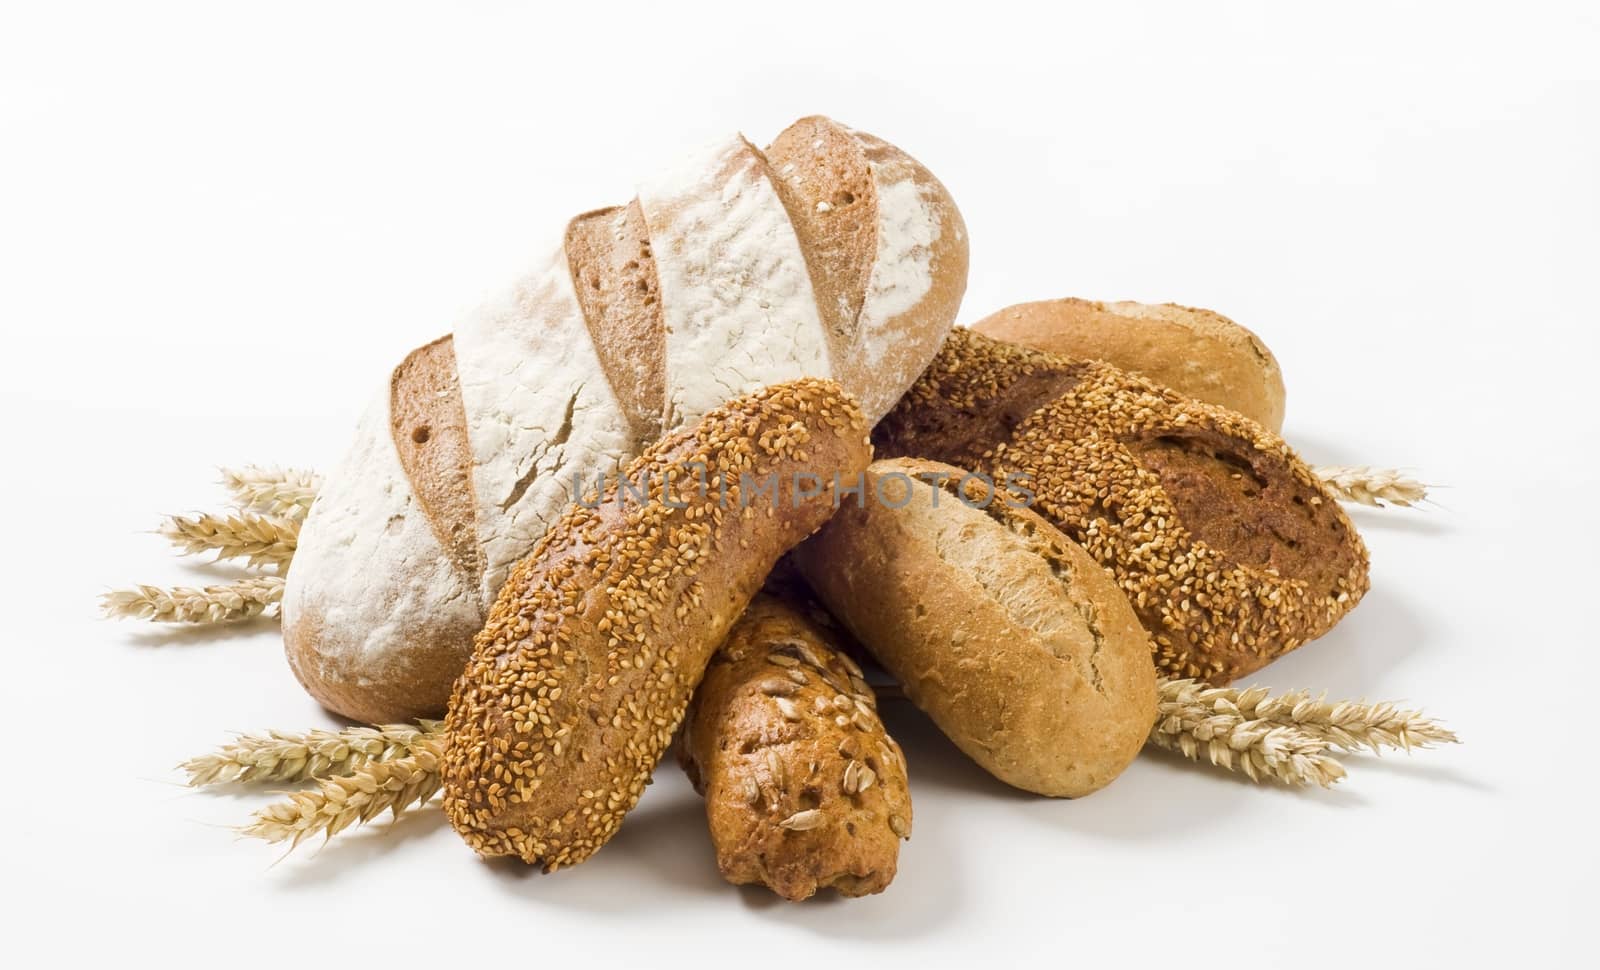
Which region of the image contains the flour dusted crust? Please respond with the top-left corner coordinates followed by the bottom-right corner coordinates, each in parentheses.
top-left (639, 135), bottom-right (833, 431)
top-left (975, 298), bottom-right (1287, 431)
top-left (282, 390), bottom-right (484, 724)
top-left (796, 459), bottom-right (1157, 797)
top-left (680, 594), bottom-right (910, 900)
top-left (285, 116), bottom-right (966, 724)
top-left (452, 241), bottom-right (636, 603)
top-left (874, 329), bottom-right (1368, 684)
top-left (765, 117), bottom-right (968, 423)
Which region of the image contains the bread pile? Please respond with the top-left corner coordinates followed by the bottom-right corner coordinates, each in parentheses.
top-left (262, 116), bottom-right (1376, 899)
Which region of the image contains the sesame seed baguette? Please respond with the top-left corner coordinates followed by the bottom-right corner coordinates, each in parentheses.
top-left (680, 593), bottom-right (911, 901)
top-left (874, 328), bottom-right (1370, 684)
top-left (974, 298), bottom-right (1287, 431)
top-left (441, 379), bottom-right (873, 870)
top-left (796, 458), bottom-right (1160, 797)
top-left (285, 116), bottom-right (965, 725)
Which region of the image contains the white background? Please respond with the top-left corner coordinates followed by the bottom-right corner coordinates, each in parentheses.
top-left (3, 1), bottom-right (1595, 965)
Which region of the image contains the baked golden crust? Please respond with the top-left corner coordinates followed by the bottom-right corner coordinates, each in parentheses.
top-left (441, 379), bottom-right (872, 869)
top-left (681, 594), bottom-right (910, 900)
top-left (565, 201), bottom-right (666, 443)
top-left (974, 298), bottom-right (1287, 431)
top-left (874, 328), bottom-right (1368, 684)
top-left (767, 115), bottom-right (969, 423)
top-left (796, 459), bottom-right (1157, 797)
top-left (389, 335), bottom-right (483, 593)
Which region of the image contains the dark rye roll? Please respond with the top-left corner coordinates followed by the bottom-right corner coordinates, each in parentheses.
top-left (441, 379), bottom-right (872, 870)
top-left (874, 328), bottom-right (1369, 684)
top-left (680, 593), bottom-right (911, 901)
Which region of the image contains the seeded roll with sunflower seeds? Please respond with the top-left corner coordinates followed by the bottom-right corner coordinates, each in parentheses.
top-left (873, 328), bottom-right (1369, 684)
top-left (441, 379), bottom-right (872, 870)
top-left (680, 593), bottom-right (911, 900)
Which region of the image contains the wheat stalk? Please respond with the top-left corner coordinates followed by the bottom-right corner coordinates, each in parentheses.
top-left (241, 736), bottom-right (445, 848)
top-left (1314, 465), bottom-right (1429, 508)
top-left (182, 721), bottom-right (443, 786)
top-left (159, 511), bottom-right (299, 568)
top-left (101, 576), bottom-right (285, 623)
top-left (220, 465), bottom-right (321, 520)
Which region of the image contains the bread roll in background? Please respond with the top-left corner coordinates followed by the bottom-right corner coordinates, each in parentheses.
top-left (874, 328), bottom-right (1368, 685)
top-left (973, 298), bottom-right (1287, 431)
top-left (796, 458), bottom-right (1158, 798)
top-left (284, 116), bottom-right (968, 724)
top-left (441, 379), bottom-right (873, 870)
top-left (681, 593), bottom-right (911, 900)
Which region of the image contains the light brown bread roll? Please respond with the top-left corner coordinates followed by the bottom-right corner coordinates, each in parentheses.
top-left (973, 298), bottom-right (1287, 431)
top-left (795, 459), bottom-right (1158, 798)
top-left (441, 380), bottom-right (873, 870)
top-left (680, 593), bottom-right (911, 900)
top-left (874, 328), bottom-right (1368, 684)
top-left (284, 116), bottom-right (966, 724)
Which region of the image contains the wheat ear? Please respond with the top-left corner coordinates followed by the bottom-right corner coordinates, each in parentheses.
top-left (159, 511), bottom-right (299, 568)
top-left (241, 736), bottom-right (445, 848)
top-left (101, 576), bottom-right (285, 623)
top-left (220, 465), bottom-right (321, 520)
top-left (1149, 683), bottom-right (1348, 787)
top-left (182, 721), bottom-right (443, 786)
top-left (1193, 682), bottom-right (1459, 753)
top-left (1314, 465), bottom-right (1429, 508)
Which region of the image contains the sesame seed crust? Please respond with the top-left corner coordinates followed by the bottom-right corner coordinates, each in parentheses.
top-left (874, 328), bottom-right (1370, 684)
top-left (679, 593), bottom-right (911, 901)
top-left (441, 379), bottom-right (871, 870)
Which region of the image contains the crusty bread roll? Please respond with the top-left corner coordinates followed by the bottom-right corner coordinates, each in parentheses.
top-left (795, 459), bottom-right (1158, 798)
top-left (284, 116), bottom-right (968, 724)
top-left (973, 298), bottom-right (1287, 431)
top-left (874, 328), bottom-right (1368, 684)
top-left (441, 379), bottom-right (873, 870)
top-left (680, 593), bottom-right (910, 900)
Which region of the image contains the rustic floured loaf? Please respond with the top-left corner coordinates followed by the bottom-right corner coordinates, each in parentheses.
top-left (796, 458), bottom-right (1158, 797)
top-left (873, 329), bottom-right (1368, 684)
top-left (680, 593), bottom-right (910, 900)
top-left (441, 379), bottom-right (873, 870)
top-left (974, 298), bottom-right (1287, 431)
top-left (284, 116), bottom-right (968, 724)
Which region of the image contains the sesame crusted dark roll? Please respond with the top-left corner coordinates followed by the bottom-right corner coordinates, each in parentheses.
top-left (874, 327), bottom-right (1369, 685)
top-left (680, 593), bottom-right (911, 901)
top-left (441, 379), bottom-right (872, 870)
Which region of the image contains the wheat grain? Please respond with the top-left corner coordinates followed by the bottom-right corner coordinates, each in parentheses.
top-left (182, 721), bottom-right (443, 786)
top-left (220, 465), bottom-right (321, 520)
top-left (101, 576), bottom-right (285, 623)
top-left (159, 511), bottom-right (299, 568)
top-left (240, 736), bottom-right (444, 848)
top-left (1314, 465), bottom-right (1429, 508)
